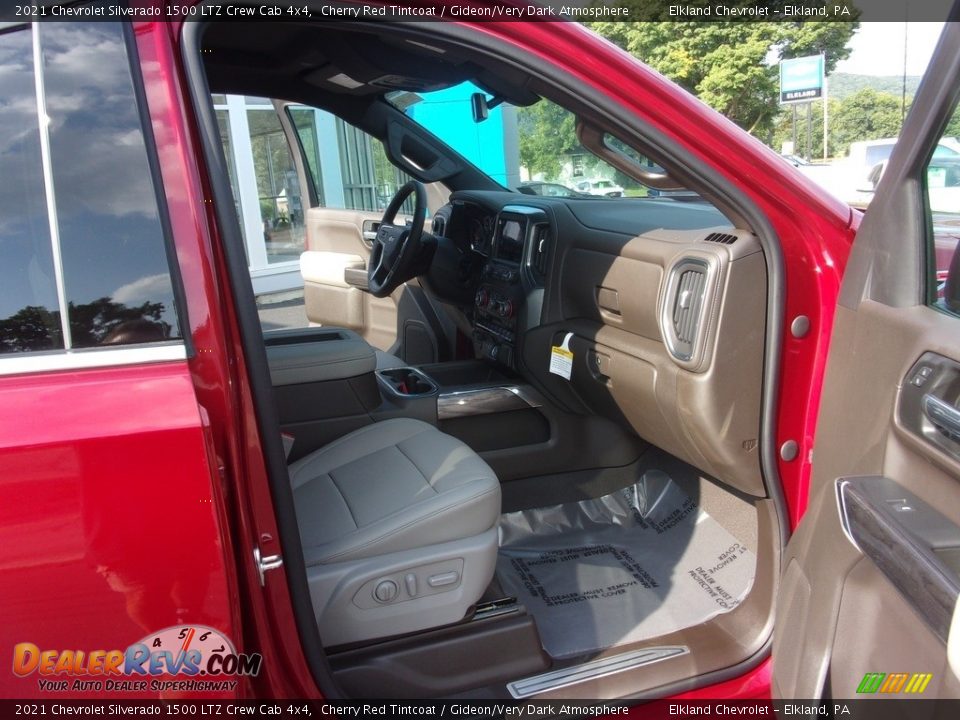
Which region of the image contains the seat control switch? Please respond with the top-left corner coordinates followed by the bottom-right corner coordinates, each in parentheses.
top-left (427, 571), bottom-right (460, 588)
top-left (404, 573), bottom-right (417, 597)
top-left (374, 579), bottom-right (399, 603)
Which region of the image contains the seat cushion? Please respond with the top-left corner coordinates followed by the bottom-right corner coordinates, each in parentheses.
top-left (290, 418), bottom-right (500, 566)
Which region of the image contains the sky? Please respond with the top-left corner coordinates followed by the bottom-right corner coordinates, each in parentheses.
top-left (833, 23), bottom-right (945, 77)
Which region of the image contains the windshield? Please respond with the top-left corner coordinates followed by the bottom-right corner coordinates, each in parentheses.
top-left (388, 81), bottom-right (667, 199)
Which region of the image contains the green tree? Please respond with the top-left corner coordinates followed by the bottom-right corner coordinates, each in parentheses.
top-left (944, 105), bottom-right (960, 140)
top-left (589, 7), bottom-right (858, 137)
top-left (0, 306), bottom-right (61, 353)
top-left (772, 90), bottom-right (913, 160)
top-left (517, 101), bottom-right (580, 179)
top-left (772, 98), bottom-right (838, 158)
top-left (0, 298), bottom-right (170, 353)
top-left (829, 88), bottom-right (907, 154)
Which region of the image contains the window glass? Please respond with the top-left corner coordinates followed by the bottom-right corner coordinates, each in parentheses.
top-left (865, 145), bottom-right (893, 168)
top-left (288, 107), bottom-right (325, 206)
top-left (41, 23), bottom-right (181, 348)
top-left (287, 105), bottom-right (410, 213)
top-left (216, 109), bottom-right (242, 221)
top-left (388, 81), bottom-right (714, 207)
top-left (0, 28), bottom-right (62, 353)
top-left (926, 104), bottom-right (960, 316)
top-left (213, 96), bottom-right (307, 266)
top-left (246, 107), bottom-right (305, 264)
top-left (0, 23), bottom-right (182, 356)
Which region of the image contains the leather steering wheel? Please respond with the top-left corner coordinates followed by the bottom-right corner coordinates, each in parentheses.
top-left (368, 180), bottom-right (427, 298)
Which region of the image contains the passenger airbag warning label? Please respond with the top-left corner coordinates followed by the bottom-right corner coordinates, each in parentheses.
top-left (549, 332), bottom-right (574, 380)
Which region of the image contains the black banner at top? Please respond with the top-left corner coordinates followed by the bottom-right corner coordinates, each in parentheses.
top-left (3, 699), bottom-right (960, 719)
top-left (0, 0), bottom-right (956, 24)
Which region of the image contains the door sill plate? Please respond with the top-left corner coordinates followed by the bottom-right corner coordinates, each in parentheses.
top-left (506, 646), bottom-right (689, 699)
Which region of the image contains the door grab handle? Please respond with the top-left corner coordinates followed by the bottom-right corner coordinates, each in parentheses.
top-left (923, 394), bottom-right (960, 437)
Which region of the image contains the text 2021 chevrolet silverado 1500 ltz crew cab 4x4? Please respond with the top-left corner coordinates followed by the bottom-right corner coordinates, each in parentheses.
top-left (3, 1), bottom-right (960, 704)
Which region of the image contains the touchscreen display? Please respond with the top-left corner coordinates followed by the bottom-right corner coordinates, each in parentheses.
top-left (497, 219), bottom-right (525, 263)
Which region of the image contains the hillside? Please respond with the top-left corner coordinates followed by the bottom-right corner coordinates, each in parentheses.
top-left (827, 72), bottom-right (922, 100)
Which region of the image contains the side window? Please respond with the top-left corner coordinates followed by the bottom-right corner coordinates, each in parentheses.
top-left (213, 95), bottom-right (306, 266)
top-left (0, 23), bottom-right (182, 357)
top-left (925, 104), bottom-right (960, 316)
top-left (218, 96), bottom-right (410, 295)
top-left (0, 28), bottom-right (59, 353)
top-left (213, 96), bottom-right (414, 273)
top-left (286, 105), bottom-right (411, 212)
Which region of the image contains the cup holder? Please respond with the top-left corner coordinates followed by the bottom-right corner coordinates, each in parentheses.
top-left (376, 368), bottom-right (438, 397)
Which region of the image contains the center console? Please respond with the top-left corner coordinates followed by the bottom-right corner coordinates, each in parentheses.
top-left (472, 206), bottom-right (548, 369)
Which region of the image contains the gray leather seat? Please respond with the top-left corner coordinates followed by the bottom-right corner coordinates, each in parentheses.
top-left (290, 418), bottom-right (501, 646)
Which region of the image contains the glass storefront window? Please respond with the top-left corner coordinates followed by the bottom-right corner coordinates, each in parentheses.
top-left (246, 108), bottom-right (305, 265)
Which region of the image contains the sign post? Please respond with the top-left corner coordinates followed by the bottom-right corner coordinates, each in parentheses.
top-left (780, 54), bottom-right (826, 160)
top-left (780, 54), bottom-right (825, 104)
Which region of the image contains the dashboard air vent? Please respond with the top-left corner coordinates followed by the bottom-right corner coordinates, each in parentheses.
top-left (704, 232), bottom-right (737, 245)
top-left (532, 225), bottom-right (550, 276)
top-left (431, 216), bottom-right (446, 237)
top-left (660, 256), bottom-right (713, 365)
top-left (673, 268), bottom-right (706, 346)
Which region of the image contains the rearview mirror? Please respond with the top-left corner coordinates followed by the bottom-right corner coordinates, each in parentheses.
top-left (470, 92), bottom-right (503, 123)
top-left (471, 93), bottom-right (489, 122)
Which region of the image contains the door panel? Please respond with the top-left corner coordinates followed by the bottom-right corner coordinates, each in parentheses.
top-left (0, 363), bottom-right (236, 698)
top-left (774, 303), bottom-right (960, 699)
top-left (773, 20), bottom-right (960, 700)
top-left (302, 207), bottom-right (399, 351)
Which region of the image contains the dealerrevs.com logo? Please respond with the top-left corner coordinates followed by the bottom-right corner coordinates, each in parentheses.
top-left (12, 625), bottom-right (262, 693)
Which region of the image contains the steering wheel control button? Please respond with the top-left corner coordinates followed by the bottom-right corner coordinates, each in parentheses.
top-left (427, 571), bottom-right (460, 588)
top-left (374, 579), bottom-right (399, 603)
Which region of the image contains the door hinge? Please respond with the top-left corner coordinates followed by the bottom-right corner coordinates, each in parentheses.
top-left (254, 546), bottom-right (283, 586)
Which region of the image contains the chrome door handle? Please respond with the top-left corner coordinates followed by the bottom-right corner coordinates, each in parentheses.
top-left (923, 393), bottom-right (960, 438)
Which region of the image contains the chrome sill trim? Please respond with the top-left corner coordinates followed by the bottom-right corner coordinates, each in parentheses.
top-left (437, 385), bottom-right (543, 420)
top-left (0, 343), bottom-right (187, 377)
top-left (507, 646), bottom-right (689, 699)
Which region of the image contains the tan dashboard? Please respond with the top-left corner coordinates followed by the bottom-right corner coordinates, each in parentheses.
top-left (547, 226), bottom-right (767, 497)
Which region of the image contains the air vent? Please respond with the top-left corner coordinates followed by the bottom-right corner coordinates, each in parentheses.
top-left (532, 225), bottom-right (550, 276)
top-left (704, 232), bottom-right (737, 245)
top-left (673, 269), bottom-right (706, 345)
top-left (431, 216), bottom-right (446, 237)
top-left (661, 257), bottom-right (711, 364)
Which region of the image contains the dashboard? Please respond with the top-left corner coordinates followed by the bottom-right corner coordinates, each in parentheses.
top-left (441, 200), bottom-right (550, 370)
top-left (428, 190), bottom-right (770, 498)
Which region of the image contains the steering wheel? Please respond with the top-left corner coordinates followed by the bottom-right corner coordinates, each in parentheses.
top-left (368, 180), bottom-right (427, 298)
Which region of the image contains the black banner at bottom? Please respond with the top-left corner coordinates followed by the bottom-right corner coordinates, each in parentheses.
top-left (1, 700), bottom-right (959, 720)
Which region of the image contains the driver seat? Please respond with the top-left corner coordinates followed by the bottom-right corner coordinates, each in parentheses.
top-left (290, 418), bottom-right (501, 646)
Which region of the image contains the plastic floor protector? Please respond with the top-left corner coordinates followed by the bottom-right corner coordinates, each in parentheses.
top-left (496, 470), bottom-right (756, 659)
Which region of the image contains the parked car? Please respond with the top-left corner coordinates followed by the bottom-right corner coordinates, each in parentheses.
top-left (3, 3), bottom-right (960, 706)
top-left (572, 177), bottom-right (625, 196)
top-left (780, 153), bottom-right (812, 167)
top-left (801, 137), bottom-right (960, 208)
top-left (516, 181), bottom-right (586, 197)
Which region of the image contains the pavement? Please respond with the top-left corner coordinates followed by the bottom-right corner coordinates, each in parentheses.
top-left (257, 290), bottom-right (310, 332)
